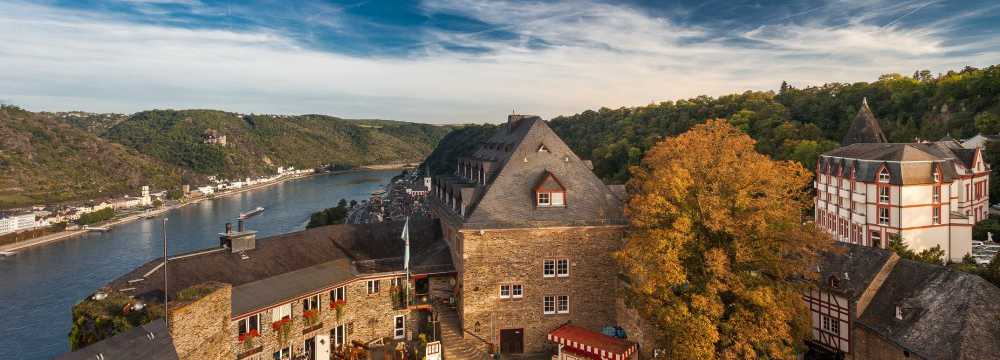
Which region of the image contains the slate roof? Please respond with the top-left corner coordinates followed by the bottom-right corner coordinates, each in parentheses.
top-left (436, 115), bottom-right (624, 229)
top-left (842, 98), bottom-right (888, 145)
top-left (856, 259), bottom-right (1000, 360)
top-left (816, 243), bottom-right (895, 300)
top-left (55, 319), bottom-right (178, 360)
top-left (103, 219), bottom-right (451, 315)
top-left (820, 142), bottom-right (979, 185)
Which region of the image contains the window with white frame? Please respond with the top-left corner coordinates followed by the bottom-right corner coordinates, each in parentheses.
top-left (303, 294), bottom-right (319, 312)
top-left (557, 295), bottom-right (569, 314)
top-left (933, 185), bottom-right (941, 203)
top-left (878, 207), bottom-right (890, 225)
top-left (390, 277), bottom-right (401, 287)
top-left (556, 259), bottom-right (569, 277)
top-left (512, 284), bottom-right (523, 298)
top-left (932, 206), bottom-right (941, 224)
top-left (878, 186), bottom-right (890, 203)
top-left (871, 231), bottom-right (882, 248)
top-left (367, 280), bottom-right (380, 295)
top-left (933, 168), bottom-right (941, 182)
top-left (500, 285), bottom-right (511, 299)
top-left (543, 296), bottom-right (555, 314)
top-left (330, 286), bottom-right (346, 304)
top-left (273, 346), bottom-right (290, 360)
top-left (878, 168), bottom-right (890, 183)
top-left (272, 303), bottom-right (292, 322)
top-left (333, 324), bottom-right (345, 348)
top-left (543, 259), bottom-right (556, 277)
top-left (536, 192), bottom-right (551, 206)
top-left (238, 313), bottom-right (260, 336)
top-left (821, 315), bottom-right (840, 336)
top-left (394, 315), bottom-right (405, 339)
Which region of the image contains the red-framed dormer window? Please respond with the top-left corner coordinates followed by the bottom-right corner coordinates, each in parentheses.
top-left (534, 171), bottom-right (566, 207)
top-left (878, 167), bottom-right (890, 183)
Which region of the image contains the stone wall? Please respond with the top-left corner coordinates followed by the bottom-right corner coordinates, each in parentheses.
top-left (850, 327), bottom-right (921, 360)
top-left (459, 225), bottom-right (625, 354)
top-left (168, 282), bottom-right (234, 360)
top-left (615, 298), bottom-right (658, 359)
top-left (230, 274), bottom-right (412, 360)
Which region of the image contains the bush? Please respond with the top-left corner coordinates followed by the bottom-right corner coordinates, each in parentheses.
top-left (78, 208), bottom-right (114, 225)
top-left (306, 199), bottom-right (350, 228)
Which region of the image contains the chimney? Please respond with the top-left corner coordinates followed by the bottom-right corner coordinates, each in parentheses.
top-left (219, 221), bottom-right (256, 253)
top-left (225, 222), bottom-right (232, 234)
top-left (238, 219), bottom-right (245, 233)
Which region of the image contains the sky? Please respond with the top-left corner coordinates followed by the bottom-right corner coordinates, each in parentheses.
top-left (1, 0), bottom-right (999, 123)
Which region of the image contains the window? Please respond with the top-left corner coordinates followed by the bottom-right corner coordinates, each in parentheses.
top-left (512, 284), bottom-right (523, 298)
top-left (871, 231), bottom-right (882, 248)
top-left (879, 186), bottom-right (890, 203)
top-left (394, 315), bottom-right (405, 339)
top-left (543, 260), bottom-right (556, 277)
top-left (932, 206), bottom-right (941, 224)
top-left (878, 168), bottom-right (890, 183)
top-left (272, 303), bottom-right (292, 322)
top-left (537, 192), bottom-right (550, 206)
top-left (332, 324), bottom-right (345, 349)
top-left (821, 315), bottom-right (840, 336)
top-left (543, 296), bottom-right (556, 314)
top-left (330, 286), bottom-right (346, 304)
top-left (878, 207), bottom-right (890, 225)
top-left (303, 294), bottom-right (319, 312)
top-left (367, 280), bottom-right (380, 295)
top-left (500, 285), bottom-right (511, 299)
top-left (273, 347), bottom-right (290, 360)
top-left (238, 314), bottom-right (260, 336)
top-left (551, 192), bottom-right (565, 206)
top-left (390, 278), bottom-right (401, 287)
top-left (933, 169), bottom-right (941, 182)
top-left (933, 185), bottom-right (941, 203)
top-left (557, 295), bottom-right (569, 314)
top-left (556, 259), bottom-right (569, 277)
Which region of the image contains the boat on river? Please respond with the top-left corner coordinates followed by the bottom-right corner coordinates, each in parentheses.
top-left (239, 206), bottom-right (265, 219)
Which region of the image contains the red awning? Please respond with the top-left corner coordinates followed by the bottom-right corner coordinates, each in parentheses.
top-left (547, 325), bottom-right (637, 360)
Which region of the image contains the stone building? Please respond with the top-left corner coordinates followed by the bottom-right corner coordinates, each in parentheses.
top-left (58, 219), bottom-right (456, 360)
top-left (815, 99), bottom-right (989, 262)
top-left (804, 243), bottom-right (1000, 359)
top-left (429, 114), bottom-right (626, 355)
top-left (204, 128), bottom-right (228, 146)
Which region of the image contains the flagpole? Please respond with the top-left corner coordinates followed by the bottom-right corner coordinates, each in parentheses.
top-left (403, 217), bottom-right (410, 308)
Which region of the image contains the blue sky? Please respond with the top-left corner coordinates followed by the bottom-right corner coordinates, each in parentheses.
top-left (1, 0), bottom-right (998, 123)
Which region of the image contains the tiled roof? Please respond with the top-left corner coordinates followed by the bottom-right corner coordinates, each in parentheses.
top-left (856, 259), bottom-right (1000, 360)
top-left (842, 98), bottom-right (887, 145)
top-left (816, 243), bottom-right (895, 299)
top-left (437, 115), bottom-right (624, 229)
top-left (55, 319), bottom-right (177, 360)
top-left (548, 324), bottom-right (637, 359)
top-left (104, 219), bottom-right (451, 312)
top-left (820, 142), bottom-right (978, 185)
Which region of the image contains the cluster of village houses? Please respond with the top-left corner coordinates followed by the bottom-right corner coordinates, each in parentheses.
top-left (58, 109), bottom-right (1000, 360)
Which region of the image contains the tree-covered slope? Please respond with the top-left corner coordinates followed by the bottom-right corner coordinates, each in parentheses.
top-left (420, 123), bottom-right (499, 176)
top-left (549, 65), bottom-right (1000, 184)
top-left (0, 105), bottom-right (189, 207)
top-left (103, 110), bottom-right (454, 178)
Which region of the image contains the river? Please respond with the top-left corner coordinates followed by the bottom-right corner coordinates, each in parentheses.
top-left (0, 169), bottom-right (400, 360)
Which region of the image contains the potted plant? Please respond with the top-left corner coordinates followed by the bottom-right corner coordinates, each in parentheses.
top-left (303, 309), bottom-right (319, 327)
top-left (330, 300), bottom-right (347, 322)
top-left (271, 317), bottom-right (291, 345)
top-left (238, 328), bottom-right (260, 351)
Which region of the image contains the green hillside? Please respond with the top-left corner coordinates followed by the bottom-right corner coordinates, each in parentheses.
top-left (421, 123), bottom-right (499, 176)
top-left (0, 105), bottom-right (189, 207)
top-left (549, 65), bottom-right (1000, 185)
top-left (103, 110), bottom-right (454, 179)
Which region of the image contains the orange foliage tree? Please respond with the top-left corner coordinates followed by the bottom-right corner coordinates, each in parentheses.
top-left (616, 120), bottom-right (833, 359)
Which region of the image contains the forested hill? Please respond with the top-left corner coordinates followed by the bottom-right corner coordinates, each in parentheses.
top-left (103, 110), bottom-right (453, 178)
top-left (0, 105), bottom-right (189, 208)
top-left (0, 107), bottom-right (453, 208)
top-left (549, 65), bottom-right (1000, 183)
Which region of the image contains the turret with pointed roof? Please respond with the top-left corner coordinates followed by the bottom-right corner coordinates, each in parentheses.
top-left (842, 97), bottom-right (888, 145)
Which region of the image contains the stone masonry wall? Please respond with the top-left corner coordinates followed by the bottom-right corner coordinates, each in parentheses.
top-left (460, 225), bottom-right (625, 354)
top-left (230, 275), bottom-right (411, 360)
top-left (850, 327), bottom-right (923, 360)
top-left (615, 298), bottom-right (658, 359)
top-left (168, 282), bottom-right (234, 360)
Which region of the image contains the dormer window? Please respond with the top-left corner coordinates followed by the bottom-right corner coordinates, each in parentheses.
top-left (933, 166), bottom-right (941, 182)
top-left (534, 171), bottom-right (566, 207)
top-left (878, 167), bottom-right (890, 183)
top-left (537, 144), bottom-right (549, 153)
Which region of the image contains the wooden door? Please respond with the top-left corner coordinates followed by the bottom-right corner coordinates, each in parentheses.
top-left (500, 328), bottom-right (523, 354)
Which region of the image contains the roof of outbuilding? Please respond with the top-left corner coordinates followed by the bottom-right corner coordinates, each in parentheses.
top-left (856, 259), bottom-right (1000, 360)
top-left (816, 244), bottom-right (895, 299)
top-left (55, 319), bottom-right (177, 360)
top-left (104, 219), bottom-right (451, 313)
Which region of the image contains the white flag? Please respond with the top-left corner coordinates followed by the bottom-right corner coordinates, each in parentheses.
top-left (402, 217), bottom-right (410, 271)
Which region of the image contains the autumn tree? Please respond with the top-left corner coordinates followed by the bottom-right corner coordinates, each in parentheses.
top-left (616, 120), bottom-right (834, 359)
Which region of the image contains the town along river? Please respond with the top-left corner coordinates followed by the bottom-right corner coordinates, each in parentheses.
top-left (0, 169), bottom-right (399, 360)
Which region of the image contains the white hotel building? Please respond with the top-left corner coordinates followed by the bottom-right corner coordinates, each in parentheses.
top-left (814, 100), bottom-right (989, 262)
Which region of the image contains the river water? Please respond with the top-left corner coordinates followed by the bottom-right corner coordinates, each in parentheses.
top-left (0, 169), bottom-right (399, 360)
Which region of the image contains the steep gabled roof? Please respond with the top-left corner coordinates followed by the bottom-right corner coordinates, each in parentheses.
top-left (856, 259), bottom-right (1000, 360)
top-left (456, 116), bottom-right (624, 228)
top-left (842, 98), bottom-right (888, 145)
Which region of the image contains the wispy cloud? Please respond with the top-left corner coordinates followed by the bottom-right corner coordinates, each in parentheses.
top-left (0, 0), bottom-right (998, 123)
